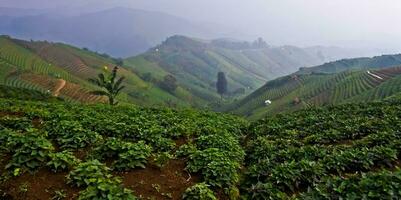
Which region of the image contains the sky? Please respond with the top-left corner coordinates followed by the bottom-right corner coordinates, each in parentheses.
top-left (2, 0), bottom-right (401, 51)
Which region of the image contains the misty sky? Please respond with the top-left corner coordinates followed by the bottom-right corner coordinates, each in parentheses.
top-left (2, 0), bottom-right (401, 51)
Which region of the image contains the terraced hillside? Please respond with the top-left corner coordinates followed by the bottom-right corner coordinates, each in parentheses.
top-left (228, 65), bottom-right (401, 119)
top-left (125, 36), bottom-right (341, 101)
top-left (0, 36), bottom-right (200, 107)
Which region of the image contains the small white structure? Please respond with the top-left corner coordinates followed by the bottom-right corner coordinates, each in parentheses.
top-left (155, 48), bottom-right (159, 52)
top-left (265, 99), bottom-right (272, 106)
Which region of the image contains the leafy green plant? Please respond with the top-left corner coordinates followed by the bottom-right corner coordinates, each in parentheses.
top-left (153, 152), bottom-right (174, 168)
top-left (0, 116), bottom-right (33, 130)
top-left (48, 120), bottom-right (101, 150)
top-left (176, 143), bottom-right (197, 157)
top-left (78, 177), bottom-right (137, 200)
top-left (47, 151), bottom-right (80, 172)
top-left (187, 148), bottom-right (240, 187)
top-left (51, 190), bottom-right (67, 200)
top-left (18, 182), bottom-right (29, 194)
top-left (113, 141), bottom-right (152, 170)
top-left (93, 138), bottom-right (152, 170)
top-left (89, 66), bottom-right (125, 106)
top-left (182, 183), bottom-right (217, 200)
top-left (66, 160), bottom-right (111, 187)
top-left (5, 131), bottom-right (54, 172)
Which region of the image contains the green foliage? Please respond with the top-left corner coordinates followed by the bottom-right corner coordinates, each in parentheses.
top-left (182, 183), bottom-right (217, 200)
top-left (113, 141), bottom-right (152, 170)
top-left (216, 72), bottom-right (227, 98)
top-left (46, 120), bottom-right (101, 149)
top-left (89, 66), bottom-right (125, 105)
top-left (153, 152), bottom-right (174, 168)
top-left (51, 190), bottom-right (67, 200)
top-left (158, 74), bottom-right (178, 93)
top-left (93, 138), bottom-right (152, 170)
top-left (300, 169), bottom-right (401, 199)
top-left (0, 98), bottom-right (247, 197)
top-left (242, 100), bottom-right (401, 198)
top-left (67, 160), bottom-right (111, 187)
top-left (78, 177), bottom-right (137, 200)
top-left (187, 148), bottom-right (240, 187)
top-left (5, 130), bottom-right (53, 172)
top-left (0, 116), bottom-right (33, 130)
top-left (176, 143), bottom-right (197, 157)
top-left (47, 151), bottom-right (80, 172)
top-left (0, 85), bottom-right (60, 101)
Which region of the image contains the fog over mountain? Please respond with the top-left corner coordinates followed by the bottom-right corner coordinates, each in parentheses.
top-left (1, 0), bottom-right (401, 57)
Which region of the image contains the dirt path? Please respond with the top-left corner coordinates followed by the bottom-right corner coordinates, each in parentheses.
top-left (53, 79), bottom-right (66, 97)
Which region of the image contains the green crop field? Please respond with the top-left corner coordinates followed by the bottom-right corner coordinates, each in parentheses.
top-left (0, 95), bottom-right (247, 199)
top-left (1, 87), bottom-right (401, 199)
top-left (243, 99), bottom-right (401, 199)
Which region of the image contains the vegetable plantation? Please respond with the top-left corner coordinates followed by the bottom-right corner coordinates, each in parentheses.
top-left (1, 91), bottom-right (401, 199)
top-left (243, 99), bottom-right (401, 199)
top-left (0, 97), bottom-right (246, 199)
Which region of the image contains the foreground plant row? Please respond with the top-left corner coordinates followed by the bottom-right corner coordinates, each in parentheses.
top-left (1, 98), bottom-right (401, 199)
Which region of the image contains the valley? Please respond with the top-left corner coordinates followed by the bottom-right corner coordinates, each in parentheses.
top-left (2, 1), bottom-right (401, 199)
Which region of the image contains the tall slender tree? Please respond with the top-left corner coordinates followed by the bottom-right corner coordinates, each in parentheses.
top-left (216, 72), bottom-right (227, 99)
top-left (89, 66), bottom-right (125, 105)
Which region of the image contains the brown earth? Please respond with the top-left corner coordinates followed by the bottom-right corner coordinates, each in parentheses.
top-left (1, 169), bottom-right (80, 200)
top-left (115, 159), bottom-right (199, 200)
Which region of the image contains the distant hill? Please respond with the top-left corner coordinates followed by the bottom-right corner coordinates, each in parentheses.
top-left (228, 55), bottom-right (401, 119)
top-left (298, 54), bottom-right (401, 74)
top-left (0, 7), bottom-right (382, 58)
top-left (0, 7), bottom-right (233, 57)
top-left (125, 35), bottom-right (363, 102)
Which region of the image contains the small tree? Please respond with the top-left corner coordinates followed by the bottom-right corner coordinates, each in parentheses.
top-left (216, 72), bottom-right (227, 99)
top-left (89, 66), bottom-right (125, 105)
top-left (159, 75), bottom-right (178, 93)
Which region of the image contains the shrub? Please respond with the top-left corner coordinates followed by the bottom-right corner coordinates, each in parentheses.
top-left (158, 75), bottom-right (178, 93)
top-left (182, 183), bottom-right (217, 200)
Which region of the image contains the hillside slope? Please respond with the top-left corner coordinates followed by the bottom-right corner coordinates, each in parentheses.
top-left (229, 59), bottom-right (401, 119)
top-left (126, 36), bottom-right (349, 102)
top-left (0, 36), bottom-right (201, 107)
top-left (298, 54), bottom-right (401, 74)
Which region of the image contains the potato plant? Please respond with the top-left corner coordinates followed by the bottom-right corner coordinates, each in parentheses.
top-left (182, 183), bottom-right (217, 200)
top-left (5, 130), bottom-right (53, 172)
top-left (78, 177), bottom-right (137, 200)
top-left (47, 151), bottom-right (80, 172)
top-left (67, 160), bottom-right (111, 187)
